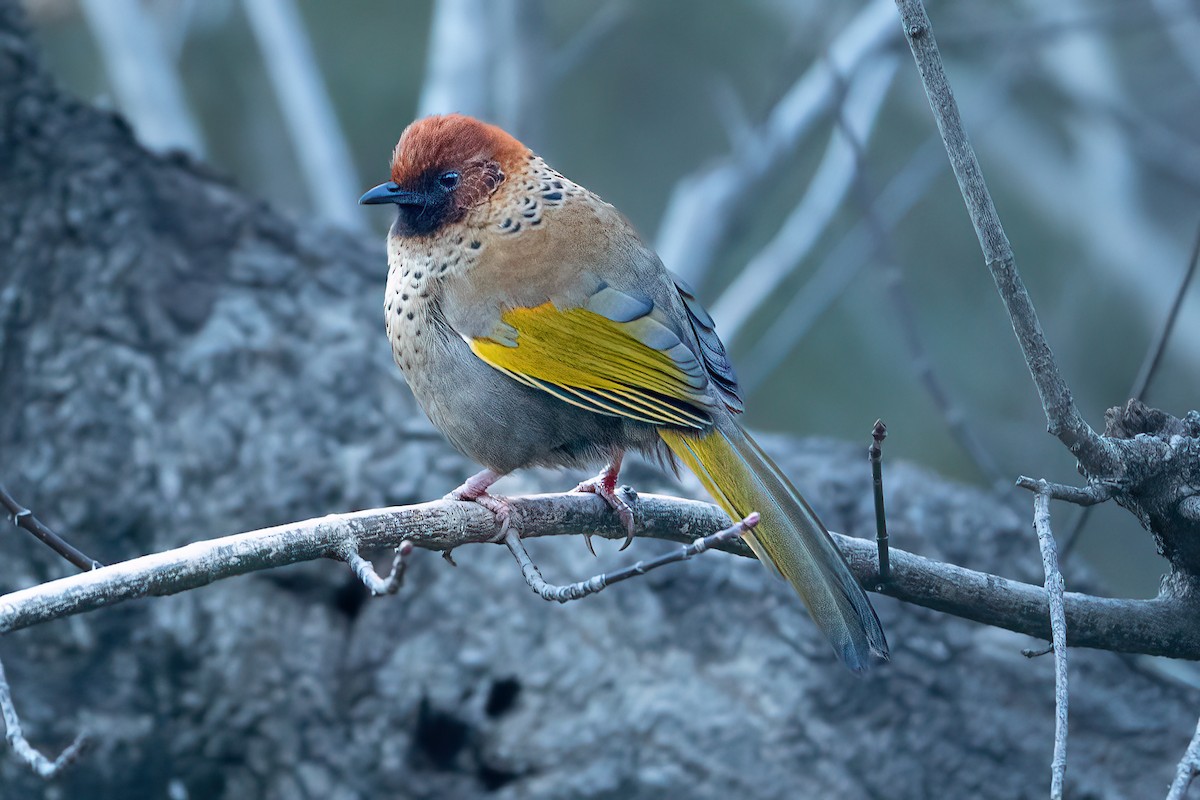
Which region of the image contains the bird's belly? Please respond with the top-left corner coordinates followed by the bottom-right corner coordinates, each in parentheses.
top-left (387, 295), bottom-right (636, 474)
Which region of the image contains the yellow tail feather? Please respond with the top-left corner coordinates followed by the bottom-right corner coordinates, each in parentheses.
top-left (660, 423), bottom-right (888, 672)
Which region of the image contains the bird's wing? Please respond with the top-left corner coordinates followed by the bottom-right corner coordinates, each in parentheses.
top-left (466, 283), bottom-right (719, 429)
top-left (670, 272), bottom-right (742, 413)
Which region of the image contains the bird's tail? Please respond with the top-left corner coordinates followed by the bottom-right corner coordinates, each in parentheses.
top-left (659, 421), bottom-right (888, 672)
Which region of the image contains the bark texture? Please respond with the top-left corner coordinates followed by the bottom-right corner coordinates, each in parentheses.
top-left (1, 3), bottom-right (1197, 797)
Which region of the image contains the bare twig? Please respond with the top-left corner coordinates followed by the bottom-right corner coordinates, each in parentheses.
top-left (870, 421), bottom-right (890, 583)
top-left (1061, 220), bottom-right (1200, 556)
top-left (1130, 219), bottom-right (1200, 403)
top-left (0, 655), bottom-right (86, 778)
top-left (2, 493), bottom-right (1199, 659)
top-left (1168, 716), bottom-right (1200, 800)
top-left (655, 0), bottom-right (897, 288)
top-left (241, 0), bottom-right (364, 231)
top-left (0, 483), bottom-right (101, 572)
top-left (891, 0), bottom-right (1116, 474)
top-left (506, 513), bottom-right (758, 603)
top-left (1031, 487), bottom-right (1069, 800)
top-left (710, 56), bottom-right (898, 344)
top-left (343, 540), bottom-right (415, 595)
top-left (1015, 477), bottom-right (1114, 507)
top-left (78, 0), bottom-right (205, 155)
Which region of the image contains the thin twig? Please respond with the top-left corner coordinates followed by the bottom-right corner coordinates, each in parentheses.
top-left (506, 513), bottom-right (759, 603)
top-left (1168, 716), bottom-right (1200, 800)
top-left (891, 0), bottom-right (1115, 474)
top-left (1130, 218), bottom-right (1200, 403)
top-left (870, 421), bottom-right (890, 584)
top-left (0, 484), bottom-right (101, 572)
top-left (1061, 221), bottom-right (1200, 556)
top-left (0, 655), bottom-right (86, 778)
top-left (1, 493), bottom-right (1199, 658)
top-left (1032, 486), bottom-right (1069, 800)
top-left (344, 540), bottom-right (415, 595)
top-left (1015, 477), bottom-right (1114, 507)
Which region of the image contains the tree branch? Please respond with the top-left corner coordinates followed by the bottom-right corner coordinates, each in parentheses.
top-left (0, 484), bottom-right (101, 572)
top-left (1031, 487), bottom-right (1069, 800)
top-left (1168, 715), bottom-right (1200, 800)
top-left (2, 493), bottom-right (1198, 659)
top-left (891, 0), bottom-right (1116, 474)
top-left (0, 655), bottom-right (86, 778)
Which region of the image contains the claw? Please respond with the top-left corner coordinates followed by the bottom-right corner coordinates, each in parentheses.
top-left (446, 468), bottom-right (517, 541)
top-left (573, 453), bottom-right (636, 551)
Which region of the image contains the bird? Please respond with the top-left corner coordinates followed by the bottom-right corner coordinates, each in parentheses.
top-left (360, 113), bottom-right (888, 672)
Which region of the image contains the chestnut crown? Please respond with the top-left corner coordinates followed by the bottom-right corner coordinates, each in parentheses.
top-left (359, 114), bottom-right (528, 236)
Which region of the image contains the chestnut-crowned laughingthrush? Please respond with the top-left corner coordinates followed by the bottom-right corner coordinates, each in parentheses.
top-left (360, 114), bottom-right (888, 672)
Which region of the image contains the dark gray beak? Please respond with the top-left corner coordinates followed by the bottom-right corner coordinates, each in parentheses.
top-left (359, 182), bottom-right (427, 206)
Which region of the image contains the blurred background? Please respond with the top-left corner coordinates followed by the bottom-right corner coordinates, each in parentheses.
top-left (23, 0), bottom-right (1200, 597)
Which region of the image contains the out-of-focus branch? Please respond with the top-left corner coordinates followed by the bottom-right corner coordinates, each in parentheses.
top-left (418, 0), bottom-right (493, 118)
top-left (492, 0), bottom-right (546, 147)
top-left (1149, 0), bottom-right (1200, 90)
top-left (548, 1), bottom-right (629, 84)
top-left (738, 62), bottom-right (1020, 394)
top-left (2, 493), bottom-right (1199, 659)
top-left (0, 655), bottom-right (86, 778)
top-left (738, 135), bottom-right (945, 393)
top-left (654, 0), bottom-right (897, 289)
top-left (836, 82), bottom-right (1005, 490)
top-left (241, 0), bottom-right (364, 231)
top-left (709, 55), bottom-right (897, 345)
top-left (78, 0), bottom-right (205, 155)
top-left (891, 0), bottom-right (1116, 475)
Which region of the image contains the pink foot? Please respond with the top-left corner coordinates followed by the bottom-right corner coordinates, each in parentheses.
top-left (573, 455), bottom-right (636, 553)
top-left (446, 469), bottom-right (517, 540)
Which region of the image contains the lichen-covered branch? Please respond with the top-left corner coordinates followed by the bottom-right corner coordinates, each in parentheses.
top-left (0, 655), bottom-right (86, 778)
top-left (2, 493), bottom-right (1198, 660)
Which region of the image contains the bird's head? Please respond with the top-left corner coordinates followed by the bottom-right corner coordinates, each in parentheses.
top-left (360, 114), bottom-right (527, 237)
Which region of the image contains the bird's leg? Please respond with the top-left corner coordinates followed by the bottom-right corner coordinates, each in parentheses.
top-left (445, 469), bottom-right (517, 540)
top-left (573, 451), bottom-right (636, 553)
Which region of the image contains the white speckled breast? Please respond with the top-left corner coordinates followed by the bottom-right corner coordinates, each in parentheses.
top-left (383, 154), bottom-right (584, 378)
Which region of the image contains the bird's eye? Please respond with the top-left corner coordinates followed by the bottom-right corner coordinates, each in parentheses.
top-left (438, 171), bottom-right (460, 190)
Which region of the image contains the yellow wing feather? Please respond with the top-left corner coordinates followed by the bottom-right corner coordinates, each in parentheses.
top-left (468, 303), bottom-right (712, 428)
